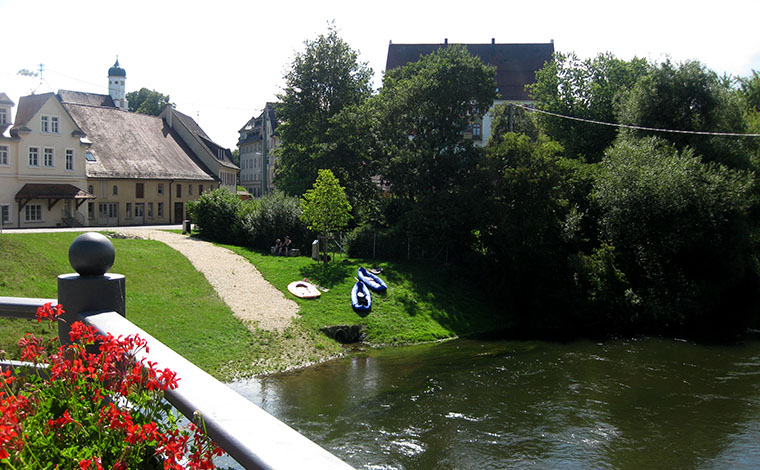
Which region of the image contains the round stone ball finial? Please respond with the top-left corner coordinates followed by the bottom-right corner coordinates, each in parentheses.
top-left (69, 232), bottom-right (115, 276)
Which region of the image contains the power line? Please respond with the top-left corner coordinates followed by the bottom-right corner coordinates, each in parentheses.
top-left (513, 103), bottom-right (760, 138)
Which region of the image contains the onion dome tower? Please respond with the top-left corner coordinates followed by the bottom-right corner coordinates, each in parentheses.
top-left (108, 58), bottom-right (128, 111)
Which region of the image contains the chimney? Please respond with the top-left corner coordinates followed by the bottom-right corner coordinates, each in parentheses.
top-left (491, 38), bottom-right (495, 44)
top-left (444, 38), bottom-right (448, 45)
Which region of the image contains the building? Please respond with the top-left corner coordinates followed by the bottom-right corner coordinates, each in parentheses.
top-left (237, 102), bottom-right (279, 197)
top-left (0, 60), bottom-right (237, 228)
top-left (385, 39), bottom-right (555, 144)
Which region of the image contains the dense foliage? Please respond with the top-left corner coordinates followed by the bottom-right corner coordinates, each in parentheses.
top-left (274, 24), bottom-right (375, 210)
top-left (233, 30), bottom-right (760, 337)
top-left (126, 88), bottom-right (173, 116)
top-left (188, 189), bottom-right (309, 252)
top-left (300, 169), bottom-right (352, 262)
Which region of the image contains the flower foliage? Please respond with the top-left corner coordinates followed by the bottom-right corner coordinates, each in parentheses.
top-left (0, 303), bottom-right (225, 469)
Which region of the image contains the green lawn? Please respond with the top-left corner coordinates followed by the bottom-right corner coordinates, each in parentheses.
top-left (0, 232), bottom-right (509, 380)
top-left (0, 232), bottom-right (260, 380)
top-left (224, 245), bottom-right (508, 344)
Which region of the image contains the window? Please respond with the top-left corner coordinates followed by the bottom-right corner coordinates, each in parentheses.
top-left (65, 149), bottom-right (74, 170)
top-left (158, 202), bottom-right (164, 217)
top-left (136, 183), bottom-right (144, 198)
top-left (98, 203), bottom-right (118, 218)
top-left (188, 184), bottom-right (193, 196)
top-left (126, 203), bottom-right (132, 218)
top-left (88, 202), bottom-right (94, 219)
top-left (40, 116), bottom-right (48, 133)
top-left (0, 205), bottom-right (10, 225)
top-left (135, 203), bottom-right (144, 218)
top-left (85, 152), bottom-right (96, 162)
top-left (29, 147), bottom-right (39, 166)
top-left (43, 148), bottom-right (54, 167)
top-left (0, 145), bottom-right (8, 166)
top-left (25, 204), bottom-right (42, 222)
top-left (51, 116), bottom-right (59, 134)
top-left (199, 185), bottom-right (204, 194)
top-left (176, 184), bottom-right (182, 198)
top-left (113, 185), bottom-right (118, 196)
top-left (148, 202), bottom-right (154, 218)
top-left (158, 183), bottom-right (164, 195)
top-left (88, 185), bottom-right (94, 194)
top-left (0, 108), bottom-right (7, 125)
top-left (472, 123), bottom-right (482, 138)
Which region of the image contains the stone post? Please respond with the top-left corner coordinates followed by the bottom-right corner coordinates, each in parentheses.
top-left (57, 232), bottom-right (125, 343)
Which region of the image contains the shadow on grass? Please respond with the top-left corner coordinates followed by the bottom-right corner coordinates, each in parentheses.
top-left (299, 261), bottom-right (356, 289)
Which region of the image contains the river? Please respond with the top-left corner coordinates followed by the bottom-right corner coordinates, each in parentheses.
top-left (224, 336), bottom-right (760, 469)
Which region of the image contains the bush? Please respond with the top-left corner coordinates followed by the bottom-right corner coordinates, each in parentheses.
top-left (238, 191), bottom-right (310, 252)
top-left (593, 136), bottom-right (759, 333)
top-left (186, 188), bottom-right (244, 244)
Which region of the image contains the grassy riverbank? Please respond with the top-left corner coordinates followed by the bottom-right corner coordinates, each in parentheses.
top-left (224, 245), bottom-right (506, 344)
top-left (0, 232), bottom-right (507, 379)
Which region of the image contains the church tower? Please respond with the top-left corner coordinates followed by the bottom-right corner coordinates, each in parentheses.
top-left (108, 58), bottom-right (128, 111)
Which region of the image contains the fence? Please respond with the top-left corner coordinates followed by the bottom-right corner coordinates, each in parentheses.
top-left (0, 232), bottom-right (354, 470)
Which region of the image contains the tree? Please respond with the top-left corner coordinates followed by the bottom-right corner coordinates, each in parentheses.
top-left (368, 45), bottom-right (496, 252)
top-left (275, 25), bottom-right (374, 204)
top-left (126, 88), bottom-right (173, 116)
top-left (300, 169), bottom-right (353, 262)
top-left (593, 136), bottom-right (758, 333)
top-left (616, 60), bottom-right (753, 169)
top-left (528, 52), bottom-right (650, 161)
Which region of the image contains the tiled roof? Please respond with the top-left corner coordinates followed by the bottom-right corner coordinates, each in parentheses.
top-left (59, 90), bottom-right (116, 108)
top-left (15, 183), bottom-right (95, 201)
top-left (0, 92), bottom-right (14, 106)
top-left (63, 102), bottom-right (215, 181)
top-left (12, 93), bottom-right (54, 129)
top-left (174, 110), bottom-right (237, 169)
top-left (385, 42), bottom-right (555, 101)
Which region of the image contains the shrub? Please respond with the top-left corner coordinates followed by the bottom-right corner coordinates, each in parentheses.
top-left (593, 136), bottom-right (759, 333)
top-left (238, 191), bottom-right (310, 251)
top-left (186, 189), bottom-right (244, 244)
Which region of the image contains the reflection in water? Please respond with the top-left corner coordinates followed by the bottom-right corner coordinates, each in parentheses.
top-left (225, 337), bottom-right (760, 469)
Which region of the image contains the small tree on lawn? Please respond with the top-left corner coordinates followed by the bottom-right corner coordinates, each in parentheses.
top-left (300, 169), bottom-right (353, 263)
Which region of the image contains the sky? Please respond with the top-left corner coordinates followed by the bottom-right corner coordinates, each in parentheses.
top-left (2, 0), bottom-right (759, 150)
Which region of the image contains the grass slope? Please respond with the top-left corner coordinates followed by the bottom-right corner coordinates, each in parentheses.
top-left (224, 245), bottom-right (507, 344)
top-left (0, 232), bottom-right (312, 380)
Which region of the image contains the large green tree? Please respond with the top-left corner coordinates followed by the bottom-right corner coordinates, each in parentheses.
top-left (126, 88), bottom-right (173, 116)
top-left (368, 45), bottom-right (496, 252)
top-left (528, 52), bottom-right (650, 161)
top-left (275, 25), bottom-right (374, 205)
top-left (616, 60), bottom-right (754, 169)
top-left (593, 136), bottom-right (758, 333)
top-left (300, 169), bottom-right (353, 262)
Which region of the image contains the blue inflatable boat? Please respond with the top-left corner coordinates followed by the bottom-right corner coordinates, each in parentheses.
top-left (357, 267), bottom-right (387, 292)
top-left (351, 280), bottom-right (372, 313)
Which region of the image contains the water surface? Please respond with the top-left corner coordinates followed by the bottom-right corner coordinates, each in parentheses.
top-left (226, 337), bottom-right (760, 469)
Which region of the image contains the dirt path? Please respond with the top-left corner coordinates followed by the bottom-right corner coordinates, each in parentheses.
top-left (116, 230), bottom-right (298, 331)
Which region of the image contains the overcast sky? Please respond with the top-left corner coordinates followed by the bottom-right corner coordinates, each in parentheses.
top-left (2, 0), bottom-right (759, 150)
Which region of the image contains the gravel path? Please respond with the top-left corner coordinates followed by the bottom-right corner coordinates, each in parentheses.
top-left (117, 230), bottom-right (299, 331)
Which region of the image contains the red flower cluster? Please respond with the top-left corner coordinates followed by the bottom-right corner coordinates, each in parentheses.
top-left (0, 303), bottom-right (225, 468)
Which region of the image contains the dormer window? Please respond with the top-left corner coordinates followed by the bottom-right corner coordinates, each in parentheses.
top-left (85, 151), bottom-right (96, 162)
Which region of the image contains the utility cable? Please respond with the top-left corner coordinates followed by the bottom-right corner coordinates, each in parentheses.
top-left (512, 103), bottom-right (760, 138)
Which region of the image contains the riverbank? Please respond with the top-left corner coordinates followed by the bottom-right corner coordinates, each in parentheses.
top-left (0, 231), bottom-right (507, 379)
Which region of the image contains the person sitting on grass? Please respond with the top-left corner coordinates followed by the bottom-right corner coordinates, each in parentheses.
top-left (283, 236), bottom-right (292, 256)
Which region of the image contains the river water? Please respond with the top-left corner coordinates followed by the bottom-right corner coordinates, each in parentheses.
top-left (225, 336), bottom-right (760, 469)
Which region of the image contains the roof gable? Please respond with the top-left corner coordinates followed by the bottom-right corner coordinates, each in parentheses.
top-left (385, 42), bottom-right (555, 101)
